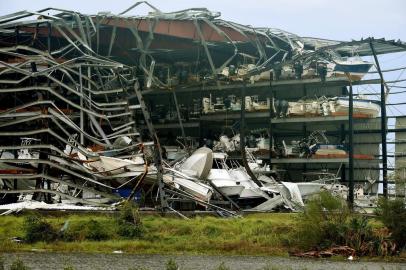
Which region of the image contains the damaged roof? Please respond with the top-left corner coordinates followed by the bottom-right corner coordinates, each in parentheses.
top-left (0, 2), bottom-right (405, 88)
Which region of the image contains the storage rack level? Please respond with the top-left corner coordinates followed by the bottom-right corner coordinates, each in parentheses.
top-left (142, 77), bottom-right (386, 206)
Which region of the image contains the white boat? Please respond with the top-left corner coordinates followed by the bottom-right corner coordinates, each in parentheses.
top-left (174, 177), bottom-right (212, 201)
top-left (163, 169), bottom-right (213, 202)
top-left (287, 100), bottom-right (320, 116)
top-left (165, 146), bottom-right (188, 160)
top-left (296, 182), bottom-right (326, 198)
top-left (179, 147), bottom-right (213, 179)
top-left (229, 167), bottom-right (270, 201)
top-left (329, 57), bottom-right (373, 81)
top-left (280, 182), bottom-right (304, 207)
top-left (0, 150), bottom-right (37, 190)
top-left (329, 97), bottom-right (380, 117)
top-left (211, 151), bottom-right (274, 206)
top-left (0, 151), bottom-right (20, 170)
top-left (256, 137), bottom-right (270, 151)
top-left (88, 156), bottom-right (145, 176)
top-left (207, 169), bottom-right (244, 198)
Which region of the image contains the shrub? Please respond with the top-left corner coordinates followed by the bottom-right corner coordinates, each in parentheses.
top-left (116, 201), bottom-right (144, 238)
top-left (9, 258), bottom-right (30, 270)
top-left (342, 216), bottom-right (375, 255)
top-left (118, 201), bottom-right (142, 225)
top-left (0, 256), bottom-right (4, 270)
top-left (22, 213), bottom-right (57, 243)
top-left (85, 219), bottom-right (109, 241)
top-left (117, 222), bottom-right (143, 239)
top-left (294, 191), bottom-right (350, 249)
top-left (375, 198), bottom-right (406, 249)
top-left (63, 219), bottom-right (109, 241)
top-left (293, 191), bottom-right (398, 256)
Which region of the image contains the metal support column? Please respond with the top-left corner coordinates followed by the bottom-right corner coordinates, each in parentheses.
top-left (347, 75), bottom-right (354, 207)
top-left (47, 23), bottom-right (51, 54)
top-left (240, 81), bottom-right (261, 186)
top-left (133, 80), bottom-right (168, 211)
top-left (172, 91), bottom-right (186, 139)
top-left (369, 41), bottom-right (388, 198)
top-left (13, 26), bottom-right (20, 197)
top-left (46, 22), bottom-right (52, 201)
top-left (269, 81), bottom-right (273, 164)
top-left (340, 124), bottom-right (346, 183)
top-left (79, 66), bottom-right (84, 145)
top-left (302, 84), bottom-right (307, 179)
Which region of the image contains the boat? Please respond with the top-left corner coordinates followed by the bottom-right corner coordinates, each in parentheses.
top-left (200, 151), bottom-right (272, 205)
top-left (179, 147), bottom-right (213, 179)
top-left (330, 57), bottom-right (373, 81)
top-left (207, 169), bottom-right (244, 199)
top-left (329, 97), bottom-right (380, 117)
top-left (164, 146), bottom-right (188, 160)
top-left (295, 182), bottom-right (326, 198)
top-left (287, 100), bottom-right (320, 116)
top-left (180, 151), bottom-right (244, 199)
top-left (251, 96), bottom-right (270, 111)
top-left (228, 167), bottom-right (271, 205)
top-left (16, 138), bottom-right (41, 168)
top-left (85, 156), bottom-right (145, 176)
top-left (163, 172), bottom-right (213, 202)
top-left (213, 135), bottom-right (237, 152)
top-left (0, 151), bottom-right (21, 170)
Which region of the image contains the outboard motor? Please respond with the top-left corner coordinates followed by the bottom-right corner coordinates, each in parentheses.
top-left (294, 62), bottom-right (303, 80)
top-left (317, 63), bottom-right (327, 82)
top-left (273, 62), bottom-right (282, 80)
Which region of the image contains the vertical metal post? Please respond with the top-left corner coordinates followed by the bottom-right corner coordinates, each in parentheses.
top-left (47, 23), bottom-right (51, 53)
top-left (269, 82), bottom-right (273, 164)
top-left (240, 81), bottom-right (261, 186)
top-left (240, 83), bottom-right (246, 149)
top-left (340, 124), bottom-right (346, 183)
top-left (133, 80), bottom-right (168, 211)
top-left (13, 26), bottom-right (20, 196)
top-left (369, 41), bottom-right (388, 198)
top-left (347, 76), bottom-right (354, 207)
top-left (380, 81), bottom-right (388, 197)
top-left (88, 66), bottom-right (91, 104)
top-left (172, 91), bottom-right (185, 139)
top-left (46, 22), bottom-right (52, 200)
top-left (79, 66), bottom-right (84, 145)
top-left (15, 26), bottom-right (19, 44)
top-left (302, 123), bottom-right (307, 180)
top-left (302, 85), bottom-right (307, 179)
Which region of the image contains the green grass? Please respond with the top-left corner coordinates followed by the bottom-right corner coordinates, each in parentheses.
top-left (0, 213), bottom-right (297, 256)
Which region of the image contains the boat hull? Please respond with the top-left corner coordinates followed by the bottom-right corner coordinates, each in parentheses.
top-left (331, 98), bottom-right (380, 117)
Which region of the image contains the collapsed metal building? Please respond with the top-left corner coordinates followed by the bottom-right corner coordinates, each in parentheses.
top-left (0, 2), bottom-right (405, 213)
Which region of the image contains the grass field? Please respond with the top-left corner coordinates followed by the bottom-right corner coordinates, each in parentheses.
top-left (0, 213), bottom-right (297, 256)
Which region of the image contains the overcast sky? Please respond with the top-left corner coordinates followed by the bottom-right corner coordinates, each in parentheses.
top-left (1, 0), bottom-right (406, 41)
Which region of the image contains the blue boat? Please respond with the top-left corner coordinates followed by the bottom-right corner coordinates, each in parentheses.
top-left (331, 57), bottom-right (373, 80)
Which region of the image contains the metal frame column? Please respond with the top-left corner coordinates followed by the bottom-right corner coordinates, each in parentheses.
top-left (369, 40), bottom-right (388, 198)
top-left (240, 81), bottom-right (261, 186)
top-left (269, 81), bottom-right (273, 165)
top-left (347, 76), bottom-right (355, 206)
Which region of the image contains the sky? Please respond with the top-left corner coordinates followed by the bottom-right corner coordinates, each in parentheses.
top-left (1, 0), bottom-right (406, 42)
